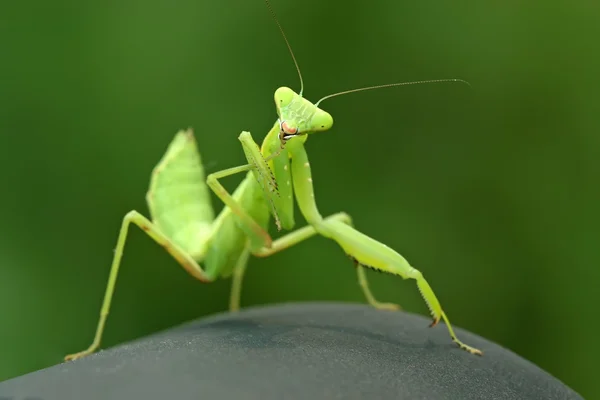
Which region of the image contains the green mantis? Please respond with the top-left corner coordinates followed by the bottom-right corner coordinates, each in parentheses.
top-left (65, 0), bottom-right (482, 361)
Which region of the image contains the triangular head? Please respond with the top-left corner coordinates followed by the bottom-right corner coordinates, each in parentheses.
top-left (274, 87), bottom-right (333, 141)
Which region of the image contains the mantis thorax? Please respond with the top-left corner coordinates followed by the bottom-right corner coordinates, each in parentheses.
top-left (274, 87), bottom-right (333, 140)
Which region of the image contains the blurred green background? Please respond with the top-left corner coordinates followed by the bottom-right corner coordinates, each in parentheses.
top-left (0, 0), bottom-right (596, 397)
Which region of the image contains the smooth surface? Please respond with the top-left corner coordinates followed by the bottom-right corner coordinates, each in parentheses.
top-left (0, 302), bottom-right (582, 400)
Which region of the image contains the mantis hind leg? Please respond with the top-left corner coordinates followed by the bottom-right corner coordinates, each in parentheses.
top-left (64, 211), bottom-right (214, 361)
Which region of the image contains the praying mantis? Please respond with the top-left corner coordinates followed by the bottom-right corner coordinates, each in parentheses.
top-left (65, 0), bottom-right (483, 361)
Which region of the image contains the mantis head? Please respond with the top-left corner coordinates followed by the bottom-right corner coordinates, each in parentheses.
top-left (274, 86), bottom-right (333, 141)
top-left (265, 0), bottom-right (469, 146)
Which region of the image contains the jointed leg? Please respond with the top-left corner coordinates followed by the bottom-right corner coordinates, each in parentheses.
top-left (207, 165), bottom-right (273, 251)
top-left (238, 131), bottom-right (288, 231)
top-left (65, 211), bottom-right (213, 361)
top-left (228, 212), bottom-right (353, 311)
top-left (255, 210), bottom-right (402, 310)
top-left (321, 220), bottom-right (482, 355)
top-left (355, 264), bottom-right (401, 311)
top-left (229, 246), bottom-right (251, 312)
top-left (252, 212), bottom-right (352, 257)
top-left (207, 130), bottom-right (295, 252)
top-left (254, 209), bottom-right (401, 310)
top-left (288, 142), bottom-right (482, 355)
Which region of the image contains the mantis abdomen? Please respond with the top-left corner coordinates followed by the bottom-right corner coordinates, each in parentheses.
top-left (147, 130), bottom-right (215, 260)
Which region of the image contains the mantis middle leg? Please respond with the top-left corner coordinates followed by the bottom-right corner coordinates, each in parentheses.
top-left (228, 211), bottom-right (398, 311)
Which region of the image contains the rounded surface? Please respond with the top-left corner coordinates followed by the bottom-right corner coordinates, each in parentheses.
top-left (0, 302), bottom-right (582, 400)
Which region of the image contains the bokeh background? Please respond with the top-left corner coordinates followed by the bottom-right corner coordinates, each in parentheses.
top-left (1, 0), bottom-right (596, 397)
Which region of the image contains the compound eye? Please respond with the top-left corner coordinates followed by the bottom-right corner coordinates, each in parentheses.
top-left (274, 87), bottom-right (295, 108)
top-left (310, 110), bottom-right (333, 131)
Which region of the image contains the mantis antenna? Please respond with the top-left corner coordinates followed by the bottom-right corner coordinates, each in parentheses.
top-left (263, 1), bottom-right (469, 107)
top-left (315, 79), bottom-right (471, 107)
top-left (264, 0), bottom-right (304, 96)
